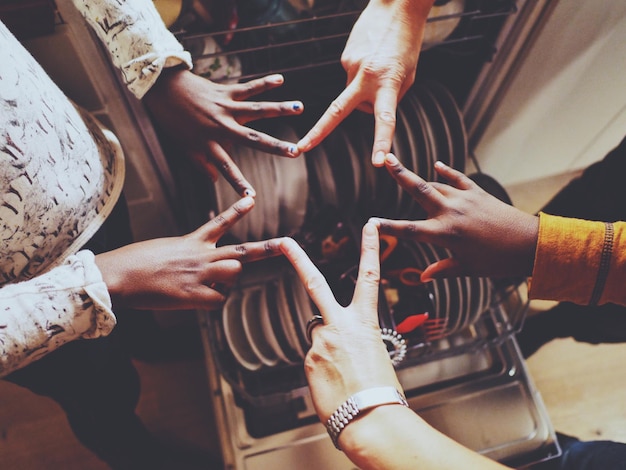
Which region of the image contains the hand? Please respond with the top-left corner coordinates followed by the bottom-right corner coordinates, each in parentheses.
top-left (297, 0), bottom-right (433, 166)
top-left (96, 196), bottom-right (284, 311)
top-left (372, 155), bottom-right (539, 280)
top-left (143, 68), bottom-right (304, 196)
top-left (280, 223), bottom-right (402, 422)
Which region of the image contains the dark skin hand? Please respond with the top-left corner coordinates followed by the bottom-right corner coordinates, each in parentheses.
top-left (95, 196), bottom-right (286, 311)
top-left (371, 154), bottom-right (540, 280)
top-left (143, 68), bottom-right (304, 196)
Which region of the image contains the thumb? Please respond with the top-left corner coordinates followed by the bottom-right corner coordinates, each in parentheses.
top-left (421, 257), bottom-right (463, 281)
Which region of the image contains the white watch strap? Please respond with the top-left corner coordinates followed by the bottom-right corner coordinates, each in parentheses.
top-left (325, 386), bottom-right (409, 450)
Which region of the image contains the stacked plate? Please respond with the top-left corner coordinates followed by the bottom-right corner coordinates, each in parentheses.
top-left (381, 238), bottom-right (494, 347)
top-left (222, 270), bottom-right (317, 371)
top-left (213, 81), bottom-right (504, 370)
top-left (214, 124), bottom-right (309, 241)
top-left (304, 81), bottom-right (468, 221)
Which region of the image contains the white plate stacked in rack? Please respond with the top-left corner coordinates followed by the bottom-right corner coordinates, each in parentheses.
top-left (222, 270), bottom-right (317, 371)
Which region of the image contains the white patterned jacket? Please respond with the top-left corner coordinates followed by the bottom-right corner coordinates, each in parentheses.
top-left (0, 0), bottom-right (192, 376)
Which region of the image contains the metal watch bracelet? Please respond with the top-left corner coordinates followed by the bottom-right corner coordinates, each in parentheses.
top-left (326, 386), bottom-right (409, 450)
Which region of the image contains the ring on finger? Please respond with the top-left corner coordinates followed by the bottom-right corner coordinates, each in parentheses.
top-left (306, 314), bottom-right (324, 343)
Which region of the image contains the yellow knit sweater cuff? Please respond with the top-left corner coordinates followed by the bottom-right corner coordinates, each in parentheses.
top-left (530, 212), bottom-right (626, 306)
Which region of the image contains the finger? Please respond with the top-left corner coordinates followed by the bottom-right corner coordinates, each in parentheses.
top-left (351, 222), bottom-right (381, 313)
top-left (433, 161), bottom-right (475, 190)
top-left (296, 84), bottom-right (361, 152)
top-left (212, 237), bottom-right (285, 263)
top-left (231, 74), bottom-right (288, 101)
top-left (206, 141), bottom-right (255, 197)
top-left (384, 153), bottom-right (446, 213)
top-left (228, 123), bottom-right (299, 158)
top-left (189, 149), bottom-right (220, 183)
top-left (203, 258), bottom-right (243, 294)
top-left (421, 257), bottom-right (464, 281)
top-left (371, 87), bottom-right (400, 166)
top-left (370, 217), bottom-right (437, 244)
top-left (229, 100), bottom-right (304, 122)
top-left (279, 238), bottom-right (341, 323)
top-left (196, 196), bottom-right (255, 242)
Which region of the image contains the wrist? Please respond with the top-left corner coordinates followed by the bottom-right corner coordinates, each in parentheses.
top-left (339, 405), bottom-right (422, 469)
top-left (326, 386), bottom-right (409, 450)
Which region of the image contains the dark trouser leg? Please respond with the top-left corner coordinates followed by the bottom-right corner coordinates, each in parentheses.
top-left (532, 433), bottom-right (626, 470)
top-left (4, 330), bottom-right (163, 469)
top-left (517, 134), bottom-right (626, 356)
top-left (4, 197), bottom-right (163, 469)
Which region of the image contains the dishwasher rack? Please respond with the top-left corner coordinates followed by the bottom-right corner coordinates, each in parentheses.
top-left (173, 0), bottom-right (519, 91)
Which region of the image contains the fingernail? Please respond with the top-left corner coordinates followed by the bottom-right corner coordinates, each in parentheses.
top-left (240, 196), bottom-right (254, 208)
top-left (288, 145), bottom-right (298, 156)
top-left (364, 221), bottom-right (377, 235)
top-left (420, 274), bottom-right (433, 283)
top-left (368, 217), bottom-right (381, 228)
top-left (385, 153), bottom-right (399, 165)
top-left (268, 74), bottom-right (283, 84)
top-left (292, 102), bottom-right (302, 111)
top-left (243, 188), bottom-right (256, 198)
top-left (434, 160), bottom-right (445, 168)
top-left (373, 151), bottom-right (385, 166)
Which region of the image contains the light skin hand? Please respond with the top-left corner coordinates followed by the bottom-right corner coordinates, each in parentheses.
top-left (143, 68), bottom-right (304, 196)
top-left (372, 154), bottom-right (539, 280)
top-left (280, 223), bottom-right (402, 422)
top-left (95, 197), bottom-right (285, 311)
top-left (281, 224), bottom-right (509, 470)
top-left (297, 0), bottom-right (434, 166)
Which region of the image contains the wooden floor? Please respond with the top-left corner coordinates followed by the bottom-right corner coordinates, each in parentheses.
top-left (0, 314), bottom-right (223, 470)
top-left (2, 311), bottom-right (626, 469)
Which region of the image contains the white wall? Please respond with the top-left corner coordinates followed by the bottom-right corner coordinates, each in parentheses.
top-left (475, 1), bottom-right (626, 191)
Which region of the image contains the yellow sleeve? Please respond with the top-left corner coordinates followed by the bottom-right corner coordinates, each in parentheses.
top-left (529, 212), bottom-right (626, 306)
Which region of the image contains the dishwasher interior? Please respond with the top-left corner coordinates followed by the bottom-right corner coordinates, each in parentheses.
top-left (154, 1), bottom-right (562, 468)
top-left (9, 0), bottom-right (562, 467)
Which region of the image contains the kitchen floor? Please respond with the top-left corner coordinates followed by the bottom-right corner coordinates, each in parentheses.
top-left (1, 311), bottom-right (626, 469)
top-left (2, 171), bottom-right (626, 469)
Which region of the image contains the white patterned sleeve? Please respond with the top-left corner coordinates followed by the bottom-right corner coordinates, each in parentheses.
top-left (70, 0), bottom-right (193, 99)
top-left (0, 250), bottom-right (116, 377)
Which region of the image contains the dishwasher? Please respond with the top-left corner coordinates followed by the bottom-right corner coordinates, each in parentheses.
top-left (30, 0), bottom-right (563, 468)
top-left (166, 1), bottom-right (562, 468)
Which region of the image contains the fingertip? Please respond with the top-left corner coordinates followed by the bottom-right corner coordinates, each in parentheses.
top-left (243, 187), bottom-right (256, 198)
top-left (372, 151), bottom-right (385, 166)
top-left (384, 153), bottom-right (399, 166)
top-left (239, 196), bottom-right (255, 209)
top-left (267, 74), bottom-right (284, 84)
top-left (368, 217), bottom-right (381, 228)
top-left (280, 143), bottom-right (299, 158)
top-left (420, 273), bottom-right (433, 283)
top-left (297, 137), bottom-right (311, 152)
top-left (363, 221), bottom-right (378, 236)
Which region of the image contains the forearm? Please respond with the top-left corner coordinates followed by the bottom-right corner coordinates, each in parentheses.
top-left (340, 405), bottom-right (508, 470)
top-left (530, 212), bottom-right (626, 306)
top-left (70, 0), bottom-right (192, 99)
top-left (0, 251), bottom-right (115, 377)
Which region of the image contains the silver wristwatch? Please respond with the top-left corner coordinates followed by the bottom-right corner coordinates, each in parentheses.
top-left (326, 386), bottom-right (409, 450)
